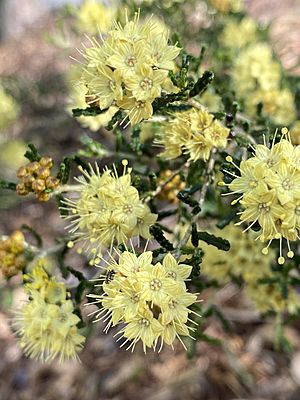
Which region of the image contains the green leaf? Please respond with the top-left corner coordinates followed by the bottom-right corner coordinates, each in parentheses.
top-left (106, 110), bottom-right (124, 131)
top-left (78, 134), bottom-right (108, 158)
top-left (197, 231), bottom-right (230, 251)
top-left (24, 143), bottom-right (41, 162)
top-left (189, 71), bottom-right (214, 98)
top-left (149, 224), bottom-right (174, 251)
top-left (0, 179), bottom-right (16, 190)
top-left (57, 156), bottom-right (72, 184)
top-left (72, 106), bottom-right (108, 117)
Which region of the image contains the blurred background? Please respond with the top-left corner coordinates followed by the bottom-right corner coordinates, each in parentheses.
top-left (1, 0), bottom-right (300, 399)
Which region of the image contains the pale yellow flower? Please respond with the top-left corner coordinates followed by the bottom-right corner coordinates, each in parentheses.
top-left (89, 250), bottom-right (198, 352)
top-left (124, 62), bottom-right (167, 101)
top-left (245, 88), bottom-right (296, 125)
top-left (117, 95), bottom-right (153, 125)
top-left (200, 224), bottom-right (274, 284)
top-left (232, 43), bottom-right (281, 97)
top-left (246, 282), bottom-right (300, 315)
top-left (75, 0), bottom-right (116, 35)
top-left (76, 11), bottom-right (180, 125)
top-left (157, 108), bottom-right (229, 161)
top-left (220, 17), bottom-right (257, 49)
top-left (14, 264), bottom-right (85, 362)
top-left (226, 129), bottom-right (300, 264)
top-left (63, 162), bottom-right (157, 258)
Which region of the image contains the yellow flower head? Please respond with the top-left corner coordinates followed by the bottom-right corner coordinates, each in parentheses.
top-left (76, 11), bottom-right (180, 126)
top-left (66, 65), bottom-right (118, 131)
top-left (245, 88), bottom-right (296, 126)
top-left (14, 263), bottom-right (85, 362)
top-left (0, 231), bottom-right (26, 278)
top-left (157, 108), bottom-right (229, 161)
top-left (201, 224), bottom-right (275, 284)
top-left (246, 281), bottom-right (300, 315)
top-left (224, 128), bottom-right (300, 264)
top-left (231, 43), bottom-right (281, 98)
top-left (88, 250), bottom-right (198, 353)
top-left (209, 0), bottom-right (243, 13)
top-left (63, 161), bottom-right (157, 260)
top-left (75, 0), bottom-right (116, 35)
top-left (220, 17), bottom-right (257, 49)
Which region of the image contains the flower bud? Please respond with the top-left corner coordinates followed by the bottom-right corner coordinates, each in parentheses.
top-left (39, 156), bottom-right (53, 168)
top-left (16, 183), bottom-right (29, 196)
top-left (27, 161), bottom-right (40, 174)
top-left (37, 192), bottom-right (50, 202)
top-left (37, 167), bottom-right (51, 180)
top-left (17, 166), bottom-right (28, 178)
top-left (23, 174), bottom-right (35, 186)
top-left (46, 176), bottom-right (60, 189)
top-left (32, 179), bottom-right (46, 193)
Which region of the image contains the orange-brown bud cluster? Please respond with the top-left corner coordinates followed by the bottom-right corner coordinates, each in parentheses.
top-left (0, 231), bottom-right (26, 278)
top-left (157, 170), bottom-right (186, 203)
top-left (16, 156), bottom-right (60, 202)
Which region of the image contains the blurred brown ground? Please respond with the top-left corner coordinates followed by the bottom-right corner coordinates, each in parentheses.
top-left (0, 1), bottom-right (300, 399)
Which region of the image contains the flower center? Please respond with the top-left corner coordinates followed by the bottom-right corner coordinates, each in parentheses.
top-left (126, 56), bottom-right (136, 67)
top-left (150, 279), bottom-right (162, 290)
top-left (123, 204), bottom-right (133, 214)
top-left (140, 78), bottom-right (153, 91)
top-left (139, 318), bottom-right (150, 327)
top-left (169, 300), bottom-right (177, 309)
top-left (267, 158), bottom-right (276, 167)
top-left (258, 203), bottom-right (270, 213)
top-left (135, 100), bottom-right (146, 109)
top-left (131, 293), bottom-right (140, 303)
top-left (282, 178), bottom-right (293, 191)
top-left (249, 179), bottom-right (258, 188)
top-left (167, 271), bottom-right (177, 279)
top-left (58, 312), bottom-right (67, 323)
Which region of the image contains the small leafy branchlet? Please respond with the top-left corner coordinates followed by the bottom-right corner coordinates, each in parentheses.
top-left (16, 156), bottom-right (60, 201)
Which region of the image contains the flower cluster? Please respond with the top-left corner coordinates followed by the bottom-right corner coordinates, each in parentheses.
top-left (231, 43), bottom-right (296, 125)
top-left (223, 129), bottom-right (300, 264)
top-left (78, 11), bottom-right (180, 126)
top-left (219, 17), bottom-right (257, 49)
top-left (200, 224), bottom-right (300, 314)
top-left (157, 108), bottom-right (230, 161)
top-left (0, 231), bottom-right (26, 278)
top-left (209, 0), bottom-right (242, 13)
top-left (0, 83), bottom-right (20, 131)
top-left (75, 0), bottom-right (117, 35)
top-left (14, 262), bottom-right (85, 362)
top-left (16, 156), bottom-right (60, 202)
top-left (63, 161), bottom-right (157, 260)
top-left (157, 170), bottom-right (186, 204)
top-left (89, 251), bottom-right (198, 352)
top-left (246, 280), bottom-right (300, 315)
top-left (201, 224), bottom-right (275, 284)
top-left (66, 65), bottom-right (119, 131)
